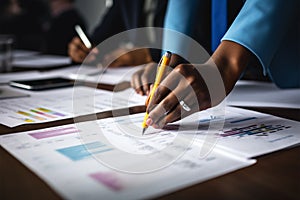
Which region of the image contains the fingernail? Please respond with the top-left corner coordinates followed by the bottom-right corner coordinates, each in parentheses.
top-left (146, 118), bottom-right (153, 126)
top-left (139, 91), bottom-right (143, 95)
top-left (153, 124), bottom-right (159, 129)
top-left (90, 55), bottom-right (96, 61)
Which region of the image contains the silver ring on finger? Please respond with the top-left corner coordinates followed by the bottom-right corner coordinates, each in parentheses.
top-left (180, 100), bottom-right (191, 112)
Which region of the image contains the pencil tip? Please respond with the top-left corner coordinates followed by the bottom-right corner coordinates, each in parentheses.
top-left (142, 128), bottom-right (146, 135)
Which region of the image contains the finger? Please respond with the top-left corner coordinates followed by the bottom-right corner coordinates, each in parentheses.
top-left (161, 92), bottom-right (199, 126)
top-left (91, 47), bottom-right (99, 54)
top-left (68, 42), bottom-right (88, 62)
top-left (141, 63), bottom-right (156, 95)
top-left (158, 102), bottom-right (197, 128)
top-left (149, 84), bottom-right (153, 92)
top-left (147, 69), bottom-right (184, 112)
top-left (86, 54), bottom-right (96, 63)
top-left (86, 47), bottom-right (99, 62)
top-left (131, 70), bottom-right (144, 95)
top-left (141, 79), bottom-right (150, 96)
top-left (145, 84), bottom-right (153, 106)
top-left (154, 79), bottom-right (213, 128)
top-left (72, 37), bottom-right (90, 53)
top-left (147, 84), bottom-right (190, 126)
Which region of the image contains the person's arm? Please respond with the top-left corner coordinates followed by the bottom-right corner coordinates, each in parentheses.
top-left (68, 0), bottom-right (125, 63)
top-left (131, 0), bottom-right (202, 95)
top-left (222, 0), bottom-right (299, 88)
top-left (143, 0), bottom-right (299, 128)
top-left (162, 0), bottom-right (200, 60)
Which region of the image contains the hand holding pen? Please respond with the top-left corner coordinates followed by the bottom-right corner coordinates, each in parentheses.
top-left (142, 51), bottom-right (172, 134)
top-left (68, 25), bottom-right (98, 63)
top-left (138, 41), bottom-right (248, 132)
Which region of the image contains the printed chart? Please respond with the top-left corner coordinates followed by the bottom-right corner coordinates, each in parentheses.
top-left (1, 107), bottom-right (299, 199)
top-left (0, 86), bottom-right (146, 127)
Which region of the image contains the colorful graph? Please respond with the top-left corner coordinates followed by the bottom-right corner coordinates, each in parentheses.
top-left (36, 107), bottom-right (66, 117)
top-left (90, 172), bottom-right (123, 191)
top-left (30, 109), bottom-right (56, 118)
top-left (221, 124), bottom-right (291, 137)
top-left (17, 107), bottom-right (66, 122)
top-left (29, 126), bottom-right (79, 139)
top-left (56, 142), bottom-right (113, 161)
top-left (230, 117), bottom-right (257, 124)
top-left (17, 111), bottom-right (46, 121)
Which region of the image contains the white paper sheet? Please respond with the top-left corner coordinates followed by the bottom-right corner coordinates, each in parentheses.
top-left (12, 55), bottom-right (71, 68)
top-left (198, 107), bottom-right (300, 158)
top-left (226, 80), bottom-right (300, 109)
top-left (81, 65), bottom-right (144, 85)
top-left (12, 49), bottom-right (40, 59)
top-left (1, 107), bottom-right (300, 199)
top-left (0, 86), bottom-right (146, 127)
top-left (0, 85), bottom-right (29, 99)
top-left (0, 65), bottom-right (103, 84)
top-left (46, 65), bottom-right (104, 79)
top-left (167, 106), bottom-right (300, 158)
top-left (0, 112), bottom-right (255, 199)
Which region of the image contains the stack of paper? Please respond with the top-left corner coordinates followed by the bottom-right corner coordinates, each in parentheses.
top-left (1, 107), bottom-right (299, 199)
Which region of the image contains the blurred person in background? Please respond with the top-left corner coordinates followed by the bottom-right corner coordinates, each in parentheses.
top-left (44, 0), bottom-right (86, 55)
top-left (68, 0), bottom-right (168, 68)
top-left (0, 0), bottom-right (49, 51)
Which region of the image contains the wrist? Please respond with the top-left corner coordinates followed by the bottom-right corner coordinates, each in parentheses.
top-left (211, 40), bottom-right (251, 94)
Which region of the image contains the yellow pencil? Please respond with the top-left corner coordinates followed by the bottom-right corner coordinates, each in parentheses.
top-left (142, 51), bottom-right (172, 135)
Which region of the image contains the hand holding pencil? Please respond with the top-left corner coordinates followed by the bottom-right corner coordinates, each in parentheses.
top-left (142, 51), bottom-right (172, 134)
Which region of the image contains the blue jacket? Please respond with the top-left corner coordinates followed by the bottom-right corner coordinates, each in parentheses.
top-left (164, 0), bottom-right (300, 88)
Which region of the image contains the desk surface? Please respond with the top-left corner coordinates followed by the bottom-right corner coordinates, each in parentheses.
top-left (1, 104), bottom-right (299, 199)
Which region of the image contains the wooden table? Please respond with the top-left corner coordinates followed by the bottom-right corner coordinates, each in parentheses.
top-left (1, 100), bottom-right (299, 200)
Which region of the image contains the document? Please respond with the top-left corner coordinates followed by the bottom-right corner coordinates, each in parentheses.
top-left (12, 55), bottom-right (71, 69)
top-left (0, 86), bottom-right (146, 127)
top-left (12, 49), bottom-right (40, 59)
top-left (226, 80), bottom-right (300, 109)
top-left (0, 85), bottom-right (29, 99)
top-left (81, 65), bottom-right (144, 85)
top-left (0, 65), bottom-right (103, 84)
top-left (46, 65), bottom-right (104, 79)
top-left (1, 107), bottom-right (299, 199)
top-left (192, 107), bottom-right (300, 158)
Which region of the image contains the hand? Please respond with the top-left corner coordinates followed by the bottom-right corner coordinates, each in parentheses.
top-left (68, 37), bottom-right (98, 63)
top-left (130, 53), bottom-right (184, 96)
top-left (146, 63), bottom-right (224, 128)
top-left (131, 62), bottom-right (157, 96)
top-left (145, 41), bottom-right (252, 128)
top-left (102, 47), bottom-right (152, 68)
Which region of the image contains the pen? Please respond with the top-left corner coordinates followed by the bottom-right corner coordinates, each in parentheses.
top-left (75, 25), bottom-right (92, 49)
top-left (142, 51), bottom-right (172, 135)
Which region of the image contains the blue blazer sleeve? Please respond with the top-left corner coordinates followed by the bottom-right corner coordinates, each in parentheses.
top-left (222, 0), bottom-right (300, 88)
top-left (162, 0), bottom-right (204, 61)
